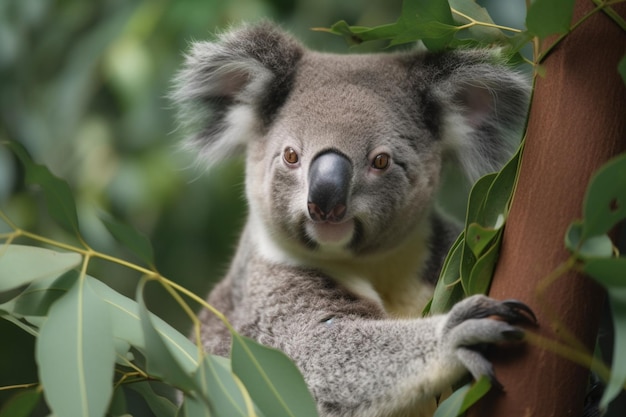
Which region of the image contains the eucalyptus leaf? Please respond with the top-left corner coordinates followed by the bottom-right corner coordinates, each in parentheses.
top-left (127, 382), bottom-right (178, 417)
top-left (481, 147), bottom-right (522, 228)
top-left (430, 233), bottom-right (465, 315)
top-left (182, 395), bottom-right (211, 417)
top-left (467, 233), bottom-right (502, 295)
top-left (231, 334), bottom-right (317, 417)
top-left (398, 0), bottom-right (455, 50)
top-left (102, 216), bottom-right (155, 266)
top-left (449, 0), bottom-right (506, 43)
top-left (36, 277), bottom-right (116, 417)
top-left (12, 270), bottom-right (79, 316)
top-left (0, 245), bottom-right (82, 292)
top-left (458, 376), bottom-right (491, 412)
top-left (465, 173), bottom-right (497, 227)
top-left (6, 140), bottom-right (80, 234)
top-left (565, 222), bottom-right (614, 259)
top-left (465, 223), bottom-right (498, 258)
top-left (194, 354), bottom-right (257, 417)
top-left (581, 153), bottom-right (626, 240)
top-left (459, 241), bottom-right (477, 295)
top-left (526, 0), bottom-right (575, 39)
top-left (433, 376), bottom-right (491, 417)
top-left (108, 386), bottom-right (128, 417)
top-left (88, 277), bottom-right (199, 372)
top-left (584, 258), bottom-right (626, 409)
top-left (0, 388), bottom-right (42, 417)
top-left (505, 31), bottom-right (534, 55)
top-left (433, 383), bottom-right (470, 417)
top-left (321, 20), bottom-right (400, 45)
top-left (136, 280), bottom-right (198, 392)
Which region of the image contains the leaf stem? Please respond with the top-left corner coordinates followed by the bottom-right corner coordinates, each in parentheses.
top-left (451, 7), bottom-right (523, 33)
top-left (0, 211), bottom-right (235, 336)
top-left (0, 382), bottom-right (40, 391)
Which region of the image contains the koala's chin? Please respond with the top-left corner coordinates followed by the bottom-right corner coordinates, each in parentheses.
top-left (304, 218), bottom-right (355, 250)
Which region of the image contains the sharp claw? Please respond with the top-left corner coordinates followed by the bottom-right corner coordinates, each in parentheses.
top-left (502, 299), bottom-right (538, 325)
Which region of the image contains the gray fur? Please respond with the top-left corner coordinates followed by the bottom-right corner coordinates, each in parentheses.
top-left (173, 22), bottom-right (531, 417)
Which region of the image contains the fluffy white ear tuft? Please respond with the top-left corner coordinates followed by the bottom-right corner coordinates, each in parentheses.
top-left (171, 22), bottom-right (304, 167)
top-left (429, 50), bottom-right (530, 183)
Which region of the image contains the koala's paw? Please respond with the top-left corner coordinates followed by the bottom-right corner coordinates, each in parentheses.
top-left (441, 295), bottom-right (537, 389)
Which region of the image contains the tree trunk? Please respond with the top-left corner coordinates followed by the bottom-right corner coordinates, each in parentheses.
top-left (468, 1), bottom-right (626, 416)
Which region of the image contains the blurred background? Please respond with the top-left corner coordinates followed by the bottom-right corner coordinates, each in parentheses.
top-left (0, 0), bottom-right (529, 410)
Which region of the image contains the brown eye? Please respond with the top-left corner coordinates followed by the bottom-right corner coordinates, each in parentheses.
top-left (372, 153), bottom-right (390, 170)
top-left (283, 147), bottom-right (299, 165)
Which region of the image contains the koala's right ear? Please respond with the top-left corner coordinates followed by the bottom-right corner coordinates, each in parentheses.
top-left (171, 22), bottom-right (304, 165)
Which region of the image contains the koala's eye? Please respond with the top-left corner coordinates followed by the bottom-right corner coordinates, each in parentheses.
top-left (372, 153), bottom-right (390, 170)
top-left (283, 147), bottom-right (299, 165)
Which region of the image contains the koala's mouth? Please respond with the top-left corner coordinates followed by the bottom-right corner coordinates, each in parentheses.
top-left (304, 218), bottom-right (356, 249)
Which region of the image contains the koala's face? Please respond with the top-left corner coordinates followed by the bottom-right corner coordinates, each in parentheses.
top-left (246, 54), bottom-right (442, 258)
top-left (173, 23), bottom-right (528, 262)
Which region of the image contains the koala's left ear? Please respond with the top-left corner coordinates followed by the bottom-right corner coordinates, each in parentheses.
top-left (171, 22), bottom-right (303, 166)
top-left (425, 50), bottom-right (530, 182)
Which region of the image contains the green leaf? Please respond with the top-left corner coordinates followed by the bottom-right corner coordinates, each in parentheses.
top-left (434, 376), bottom-right (491, 417)
top-left (430, 233), bottom-right (465, 315)
top-left (449, 0), bottom-right (507, 43)
top-left (182, 394), bottom-right (211, 417)
top-left (36, 276), bottom-right (116, 417)
top-left (231, 334), bottom-right (317, 417)
top-left (11, 270), bottom-right (79, 316)
top-left (194, 354), bottom-right (257, 417)
top-left (565, 222), bottom-right (614, 259)
top-left (0, 388), bottom-right (42, 417)
top-left (102, 216), bottom-right (155, 266)
top-left (526, 0), bottom-right (575, 39)
top-left (399, 0), bottom-right (455, 50)
top-left (22, 275), bottom-right (202, 373)
top-left (108, 386), bottom-right (128, 417)
top-left (320, 20), bottom-right (400, 45)
top-left (481, 148), bottom-right (522, 228)
top-left (458, 376), bottom-right (492, 413)
top-left (465, 173), bottom-right (497, 227)
top-left (434, 383), bottom-right (470, 417)
top-left (6, 140), bottom-right (80, 234)
top-left (388, 22), bottom-right (458, 48)
top-left (465, 223), bottom-right (498, 258)
top-left (136, 279), bottom-right (198, 392)
top-left (583, 258), bottom-right (626, 408)
top-left (505, 31), bottom-right (534, 55)
top-left (467, 233), bottom-right (502, 295)
top-left (127, 382), bottom-right (178, 417)
top-left (0, 244), bottom-right (82, 292)
top-left (581, 153), bottom-right (626, 240)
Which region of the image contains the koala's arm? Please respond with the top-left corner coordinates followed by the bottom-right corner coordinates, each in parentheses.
top-left (210, 251), bottom-right (535, 417)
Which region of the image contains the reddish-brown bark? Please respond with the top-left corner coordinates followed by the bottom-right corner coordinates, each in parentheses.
top-left (468, 1), bottom-right (626, 416)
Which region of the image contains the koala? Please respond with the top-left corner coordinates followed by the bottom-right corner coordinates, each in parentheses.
top-left (172, 22), bottom-right (534, 417)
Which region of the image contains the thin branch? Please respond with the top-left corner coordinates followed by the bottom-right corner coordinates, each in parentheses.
top-left (451, 8), bottom-right (523, 33)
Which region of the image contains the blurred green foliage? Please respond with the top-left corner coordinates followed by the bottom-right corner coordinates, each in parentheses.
top-left (0, 0), bottom-right (407, 409)
top-left (0, 0), bottom-right (406, 322)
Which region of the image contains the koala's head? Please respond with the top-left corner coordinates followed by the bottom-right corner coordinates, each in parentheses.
top-left (172, 22), bottom-right (529, 261)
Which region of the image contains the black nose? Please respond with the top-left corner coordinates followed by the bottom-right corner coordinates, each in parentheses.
top-left (308, 150), bottom-right (352, 223)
